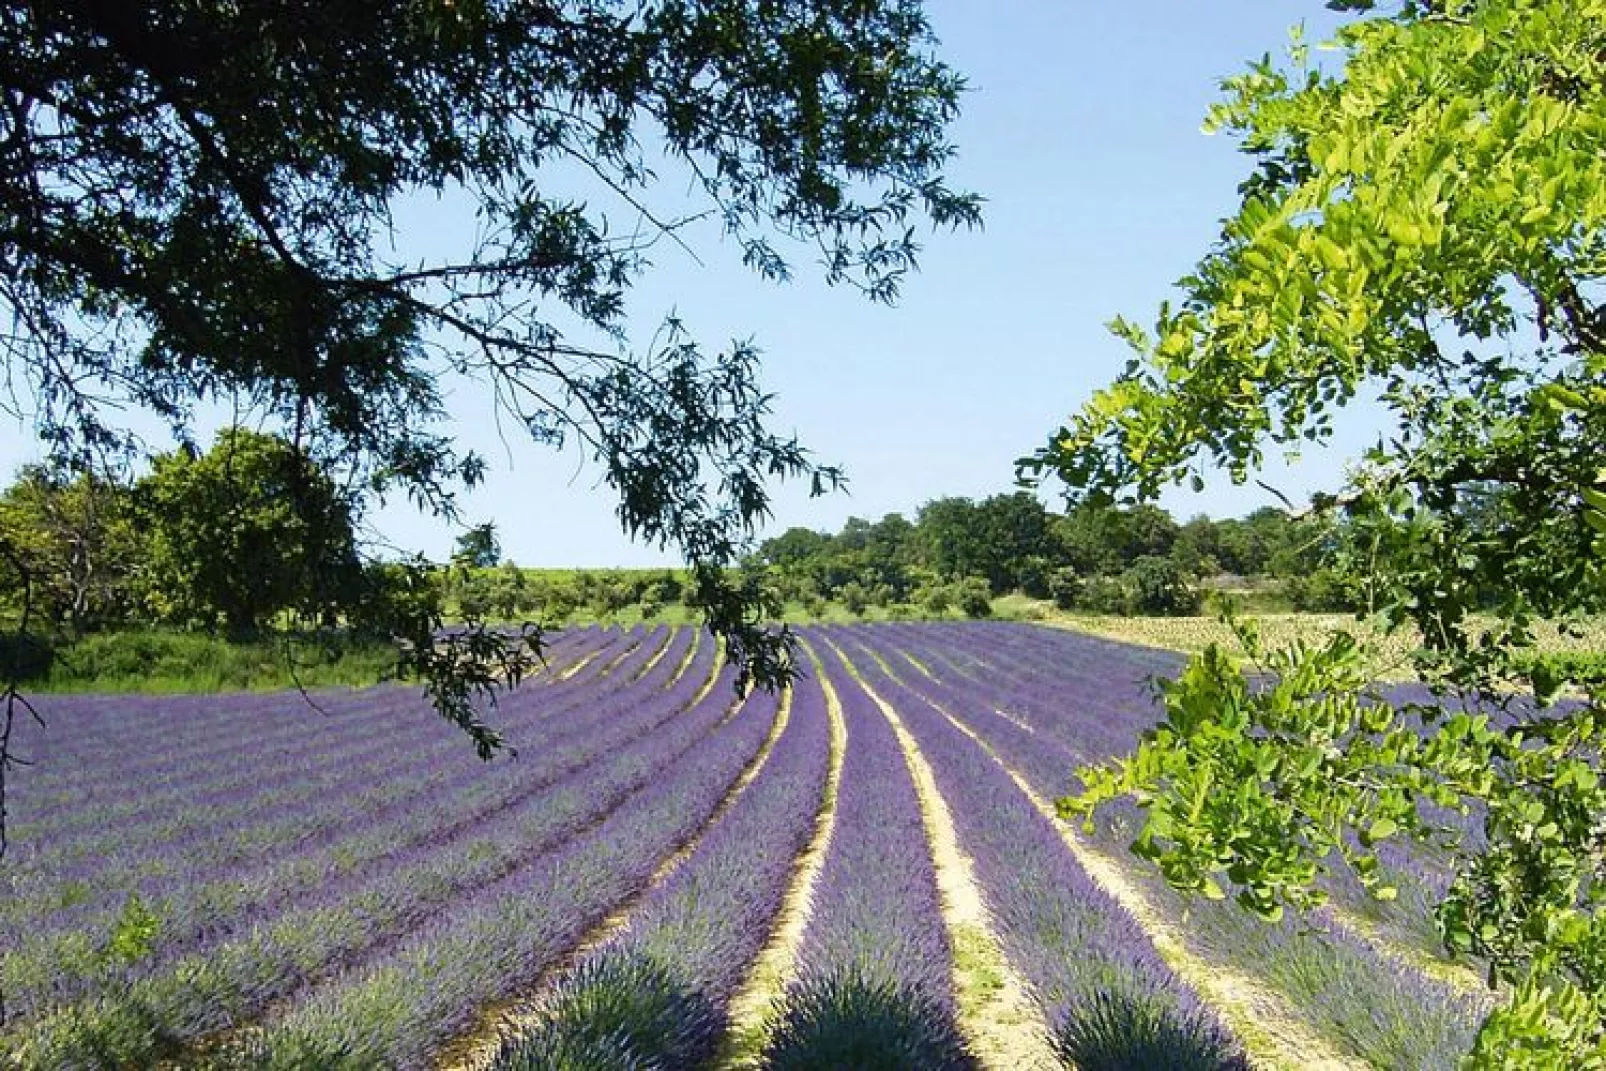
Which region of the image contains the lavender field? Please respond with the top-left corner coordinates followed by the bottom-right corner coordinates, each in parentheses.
top-left (0, 623), bottom-right (1481, 1069)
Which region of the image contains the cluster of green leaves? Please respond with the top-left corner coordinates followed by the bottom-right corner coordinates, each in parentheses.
top-left (1033, 0), bottom-right (1606, 1062)
top-left (139, 428), bottom-right (363, 634)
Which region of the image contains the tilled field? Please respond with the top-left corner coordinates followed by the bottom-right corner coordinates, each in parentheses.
top-left (0, 623), bottom-right (1483, 1069)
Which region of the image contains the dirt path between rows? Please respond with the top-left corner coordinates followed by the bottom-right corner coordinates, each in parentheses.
top-left (826, 639), bottom-right (1060, 1071)
top-left (714, 643), bottom-right (848, 1068)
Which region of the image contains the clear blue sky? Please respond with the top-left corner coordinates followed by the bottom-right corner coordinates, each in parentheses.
top-left (1, 1), bottom-right (1375, 567)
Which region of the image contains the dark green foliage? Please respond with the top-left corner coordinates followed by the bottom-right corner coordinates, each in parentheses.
top-left (952, 577), bottom-right (993, 619)
top-left (760, 970), bottom-right (977, 1071)
top-left (1048, 567), bottom-right (1083, 611)
top-left (1052, 990), bottom-right (1248, 1071)
top-left (138, 428), bottom-right (362, 634)
top-left (1121, 556), bottom-right (1201, 617)
top-left (1053, 503), bottom-right (1179, 577)
top-left (490, 954), bottom-right (722, 1071)
top-left (919, 493), bottom-right (1058, 594)
top-left (0, 631), bottom-right (54, 682)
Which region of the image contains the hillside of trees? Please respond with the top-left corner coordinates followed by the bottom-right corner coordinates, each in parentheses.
top-left (751, 492), bottom-right (1360, 619)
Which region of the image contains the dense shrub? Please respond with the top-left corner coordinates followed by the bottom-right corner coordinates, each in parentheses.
top-left (761, 970), bottom-right (976, 1071)
top-left (1079, 575), bottom-right (1129, 615)
top-left (919, 584), bottom-right (953, 615)
top-left (1053, 990), bottom-right (1248, 1071)
top-left (951, 578), bottom-right (992, 619)
top-left (1017, 554), bottom-right (1054, 600)
top-left (1284, 566), bottom-right (1363, 613)
top-left (838, 582), bottom-right (870, 615)
top-left (1048, 567), bottom-right (1083, 611)
top-left (1121, 556), bottom-right (1201, 616)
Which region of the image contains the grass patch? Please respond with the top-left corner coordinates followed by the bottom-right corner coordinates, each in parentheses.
top-left (7, 629), bottom-right (397, 693)
top-left (1039, 608), bottom-right (1606, 682)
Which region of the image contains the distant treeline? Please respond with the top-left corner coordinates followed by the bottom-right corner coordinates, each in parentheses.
top-left (449, 566), bottom-right (693, 623)
top-left (0, 426), bottom-right (1362, 661)
top-left (750, 493), bottom-right (1362, 617)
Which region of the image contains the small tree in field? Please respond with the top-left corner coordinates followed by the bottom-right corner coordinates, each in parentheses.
top-left (0, 467), bottom-right (143, 634)
top-left (139, 428), bottom-right (362, 634)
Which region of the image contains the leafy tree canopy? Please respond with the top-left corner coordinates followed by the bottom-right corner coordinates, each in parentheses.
top-left (1025, 0), bottom-right (1606, 1062)
top-left (0, 0), bottom-right (978, 766)
top-left (0, 466), bottom-right (141, 633)
top-left (453, 523), bottom-right (503, 572)
top-left (138, 427), bottom-right (362, 634)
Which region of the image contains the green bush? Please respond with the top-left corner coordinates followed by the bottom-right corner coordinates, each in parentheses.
top-left (1284, 566), bottom-right (1363, 613)
top-left (1121, 556), bottom-right (1201, 616)
top-left (952, 577), bottom-right (992, 619)
top-left (1079, 575), bottom-right (1129, 615)
top-left (839, 582), bottom-right (869, 616)
top-left (1048, 567), bottom-right (1084, 611)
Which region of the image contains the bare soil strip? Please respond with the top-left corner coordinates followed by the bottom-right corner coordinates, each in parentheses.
top-left (913, 684), bottom-right (1362, 1071)
top-left (993, 706), bottom-right (1037, 735)
top-left (688, 633), bottom-right (727, 707)
top-left (555, 627), bottom-right (649, 681)
top-left (633, 623), bottom-right (687, 681)
top-left (826, 640), bottom-right (1059, 1071)
top-left (552, 646), bottom-right (605, 681)
top-left (715, 642), bottom-right (848, 1069)
top-left (437, 682), bottom-right (785, 1071)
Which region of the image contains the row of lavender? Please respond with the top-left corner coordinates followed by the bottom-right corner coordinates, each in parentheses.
top-left (484, 630), bottom-right (1239, 1070)
top-left (819, 630), bottom-right (1243, 1069)
top-left (480, 638), bottom-right (970, 1070)
top-left (489, 656), bottom-right (838, 1068)
top-left (839, 621), bottom-right (1484, 1069)
top-left (3, 626), bottom-right (682, 1016)
top-left (1, 625), bottom-right (776, 1067)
